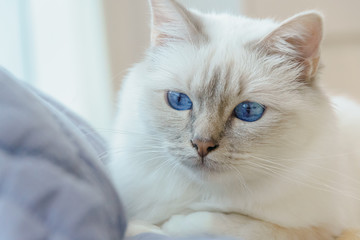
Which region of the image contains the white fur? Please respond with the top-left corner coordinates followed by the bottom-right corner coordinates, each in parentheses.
top-left (107, 1), bottom-right (360, 239)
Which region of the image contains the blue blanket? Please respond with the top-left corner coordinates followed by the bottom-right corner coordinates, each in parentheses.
top-left (0, 68), bottom-right (126, 240)
top-left (0, 68), bottom-right (234, 240)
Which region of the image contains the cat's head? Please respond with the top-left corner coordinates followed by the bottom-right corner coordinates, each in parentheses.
top-left (118, 0), bottom-right (334, 183)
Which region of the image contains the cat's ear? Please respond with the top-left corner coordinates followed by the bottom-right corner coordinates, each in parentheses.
top-left (148, 0), bottom-right (202, 46)
top-left (259, 11), bottom-right (323, 80)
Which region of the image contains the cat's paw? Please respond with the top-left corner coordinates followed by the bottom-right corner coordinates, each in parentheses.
top-left (126, 220), bottom-right (166, 237)
top-left (162, 212), bottom-right (216, 236)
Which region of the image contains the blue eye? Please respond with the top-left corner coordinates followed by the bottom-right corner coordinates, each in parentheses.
top-left (234, 101), bottom-right (265, 122)
top-left (167, 91), bottom-right (193, 111)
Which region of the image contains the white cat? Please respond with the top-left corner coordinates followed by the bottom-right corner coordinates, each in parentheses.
top-left (107, 0), bottom-right (360, 239)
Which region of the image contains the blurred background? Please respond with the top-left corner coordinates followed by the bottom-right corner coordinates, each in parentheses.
top-left (1, 0), bottom-right (359, 137)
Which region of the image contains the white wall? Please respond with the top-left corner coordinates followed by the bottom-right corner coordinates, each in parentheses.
top-left (180, 0), bottom-right (243, 14)
top-left (0, 0), bottom-right (114, 132)
top-left (28, 0), bottom-right (113, 130)
top-left (0, 0), bottom-right (31, 81)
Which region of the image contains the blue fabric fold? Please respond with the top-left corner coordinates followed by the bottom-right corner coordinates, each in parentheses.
top-left (0, 68), bottom-right (126, 240)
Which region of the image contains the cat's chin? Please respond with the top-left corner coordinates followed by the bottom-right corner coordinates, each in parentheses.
top-left (180, 157), bottom-right (223, 174)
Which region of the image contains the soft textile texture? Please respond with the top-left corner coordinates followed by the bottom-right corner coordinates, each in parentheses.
top-left (0, 68), bottom-right (126, 240)
top-left (0, 68), bottom-right (234, 240)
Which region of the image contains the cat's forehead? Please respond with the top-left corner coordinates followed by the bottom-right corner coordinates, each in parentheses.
top-left (180, 15), bottom-right (281, 100)
top-left (187, 47), bottom-right (242, 104)
top-left (167, 42), bottom-right (301, 112)
top-left (148, 13), bottom-right (302, 109)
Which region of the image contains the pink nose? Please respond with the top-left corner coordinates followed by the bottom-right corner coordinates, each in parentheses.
top-left (191, 139), bottom-right (219, 157)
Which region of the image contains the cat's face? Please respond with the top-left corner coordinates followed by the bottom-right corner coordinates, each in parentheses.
top-left (118, 0), bottom-right (333, 182)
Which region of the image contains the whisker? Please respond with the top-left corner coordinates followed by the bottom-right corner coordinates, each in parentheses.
top-left (88, 128), bottom-right (165, 141)
top-left (250, 155), bottom-right (360, 192)
top-left (243, 160), bottom-right (360, 201)
top-left (227, 165), bottom-right (253, 197)
top-left (230, 152), bottom-right (360, 191)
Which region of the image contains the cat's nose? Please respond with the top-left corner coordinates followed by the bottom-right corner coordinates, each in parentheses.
top-left (191, 139), bottom-right (219, 157)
